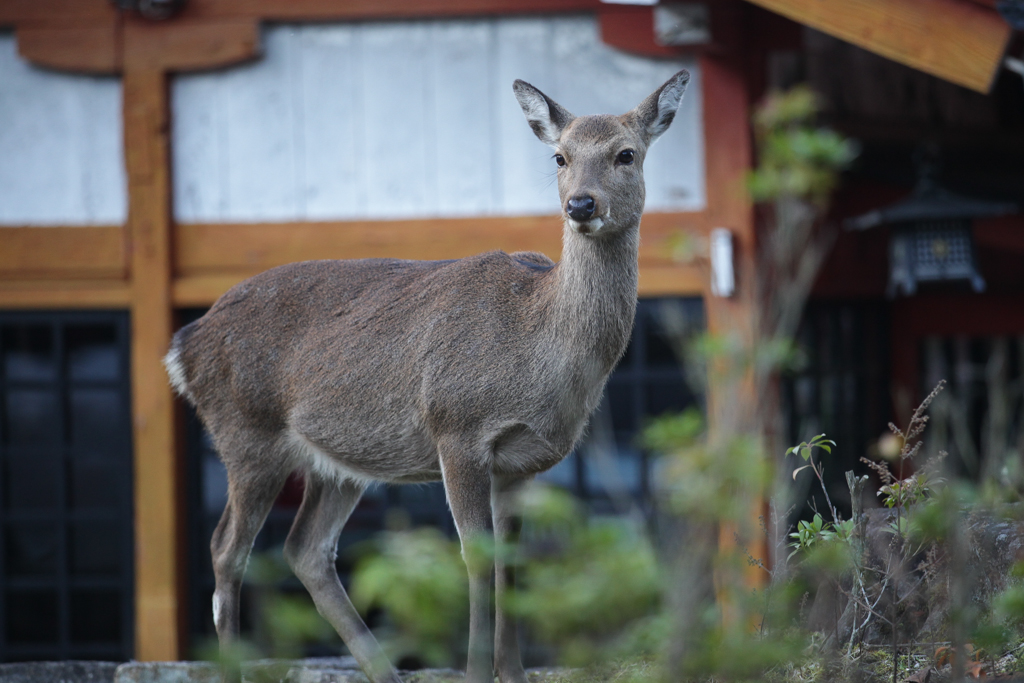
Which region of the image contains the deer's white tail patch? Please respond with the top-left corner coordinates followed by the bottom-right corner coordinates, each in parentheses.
top-left (163, 345), bottom-right (192, 401)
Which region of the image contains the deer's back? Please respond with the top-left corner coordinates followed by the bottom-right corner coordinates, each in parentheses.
top-left (173, 253), bottom-right (586, 479)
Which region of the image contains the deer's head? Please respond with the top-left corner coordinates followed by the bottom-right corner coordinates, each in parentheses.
top-left (513, 70), bottom-right (689, 236)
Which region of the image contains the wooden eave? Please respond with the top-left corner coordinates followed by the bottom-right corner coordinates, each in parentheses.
top-left (743, 0), bottom-right (1012, 93)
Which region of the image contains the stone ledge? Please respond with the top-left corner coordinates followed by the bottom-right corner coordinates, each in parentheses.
top-left (115, 659), bottom-right (365, 683)
top-left (113, 660), bottom-right (568, 683)
top-left (0, 661), bottom-right (121, 683)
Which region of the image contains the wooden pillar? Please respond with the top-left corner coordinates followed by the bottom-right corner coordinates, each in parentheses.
top-left (699, 24), bottom-right (764, 597)
top-left (699, 50), bottom-right (756, 421)
top-left (123, 63), bottom-right (182, 660)
top-left (700, 17), bottom-right (756, 346)
top-left (120, 16), bottom-right (259, 659)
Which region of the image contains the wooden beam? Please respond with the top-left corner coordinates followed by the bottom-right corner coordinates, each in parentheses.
top-left (12, 12), bottom-right (258, 75)
top-left (639, 265), bottom-right (705, 297)
top-left (122, 15), bottom-right (260, 73)
top-left (0, 280), bottom-right (131, 308)
top-left (178, 0), bottom-right (599, 21)
top-left (175, 213), bottom-right (712, 278)
top-left (0, 226), bottom-right (126, 279)
top-left (0, 214), bottom-right (709, 307)
top-left (175, 216), bottom-right (563, 276)
top-left (744, 0), bottom-right (1011, 93)
top-left (17, 22), bottom-right (120, 74)
top-left (170, 212), bottom-right (712, 305)
top-left (0, 0), bottom-right (116, 26)
top-left (2, 0), bottom-right (599, 25)
top-left (122, 63), bottom-right (182, 661)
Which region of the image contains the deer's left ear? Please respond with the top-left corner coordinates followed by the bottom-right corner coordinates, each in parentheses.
top-left (630, 70), bottom-right (690, 145)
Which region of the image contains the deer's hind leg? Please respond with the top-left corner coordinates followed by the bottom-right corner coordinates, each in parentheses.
top-left (283, 475), bottom-right (401, 683)
top-left (210, 441), bottom-right (292, 645)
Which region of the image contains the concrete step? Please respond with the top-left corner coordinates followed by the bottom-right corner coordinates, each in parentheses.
top-left (0, 661), bottom-right (120, 683)
top-left (0, 659), bottom-right (567, 683)
top-left (114, 658), bottom-right (373, 683)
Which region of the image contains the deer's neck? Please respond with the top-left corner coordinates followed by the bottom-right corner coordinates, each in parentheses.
top-left (551, 223), bottom-right (640, 371)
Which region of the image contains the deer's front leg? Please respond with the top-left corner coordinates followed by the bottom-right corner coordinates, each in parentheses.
top-left (439, 440), bottom-right (494, 683)
top-left (493, 474), bottom-right (530, 683)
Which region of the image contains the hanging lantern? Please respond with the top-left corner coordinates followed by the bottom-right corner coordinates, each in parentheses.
top-left (845, 166), bottom-right (1016, 297)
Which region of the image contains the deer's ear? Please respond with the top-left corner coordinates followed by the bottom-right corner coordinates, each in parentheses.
top-left (630, 69), bottom-right (690, 145)
top-left (513, 80), bottom-right (575, 148)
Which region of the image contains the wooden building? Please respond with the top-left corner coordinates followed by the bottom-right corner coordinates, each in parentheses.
top-left (0, 0), bottom-right (1019, 664)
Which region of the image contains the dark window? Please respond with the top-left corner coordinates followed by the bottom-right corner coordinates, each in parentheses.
top-left (0, 312), bottom-right (133, 662)
top-left (183, 298), bottom-right (705, 651)
top-left (783, 301), bottom-right (891, 518)
top-left (919, 335), bottom-right (1024, 479)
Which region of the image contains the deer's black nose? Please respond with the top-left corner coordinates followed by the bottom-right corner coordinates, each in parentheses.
top-left (566, 196), bottom-right (596, 222)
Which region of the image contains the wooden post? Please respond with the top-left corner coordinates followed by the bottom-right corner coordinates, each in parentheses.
top-left (123, 64), bottom-right (182, 660)
top-left (119, 16), bottom-right (259, 659)
top-left (699, 38), bottom-right (766, 602)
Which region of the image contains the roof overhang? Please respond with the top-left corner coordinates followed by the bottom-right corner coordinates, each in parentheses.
top-left (743, 0), bottom-right (1013, 93)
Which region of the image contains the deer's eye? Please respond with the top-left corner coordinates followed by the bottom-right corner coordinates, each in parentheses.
top-left (554, 154), bottom-right (566, 167)
top-left (617, 150), bottom-right (635, 165)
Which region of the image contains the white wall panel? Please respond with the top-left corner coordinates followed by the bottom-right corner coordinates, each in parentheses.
top-left (430, 21), bottom-right (495, 216)
top-left (0, 33), bottom-right (126, 226)
top-left (171, 16), bottom-right (704, 223)
top-left (362, 23), bottom-right (434, 218)
top-left (493, 18), bottom-right (557, 217)
top-left (298, 26), bottom-right (362, 218)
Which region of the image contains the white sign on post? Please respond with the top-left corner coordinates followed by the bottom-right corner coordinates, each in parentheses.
top-left (710, 227), bottom-right (735, 298)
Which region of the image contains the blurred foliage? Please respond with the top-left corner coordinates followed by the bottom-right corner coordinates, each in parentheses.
top-left (788, 513), bottom-right (854, 559)
top-left (638, 406), bottom-right (703, 455)
top-left (641, 409), bottom-right (771, 526)
top-left (245, 553), bottom-right (338, 659)
top-left (664, 432), bottom-right (771, 525)
top-left (748, 86), bottom-right (859, 205)
top-left (994, 562), bottom-right (1024, 629)
top-left (507, 486), bottom-right (662, 666)
top-left (350, 527), bottom-right (470, 667)
top-left (345, 485), bottom-right (663, 670)
top-left (197, 552), bottom-right (339, 682)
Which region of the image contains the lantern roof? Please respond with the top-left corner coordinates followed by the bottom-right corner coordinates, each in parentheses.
top-left (845, 175), bottom-right (1017, 231)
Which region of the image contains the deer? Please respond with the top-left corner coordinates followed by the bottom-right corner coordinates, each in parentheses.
top-left (164, 69), bottom-right (690, 683)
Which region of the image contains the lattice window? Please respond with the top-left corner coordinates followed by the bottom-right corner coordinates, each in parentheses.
top-left (0, 312), bottom-right (134, 662)
top-left (783, 301), bottom-right (891, 518)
